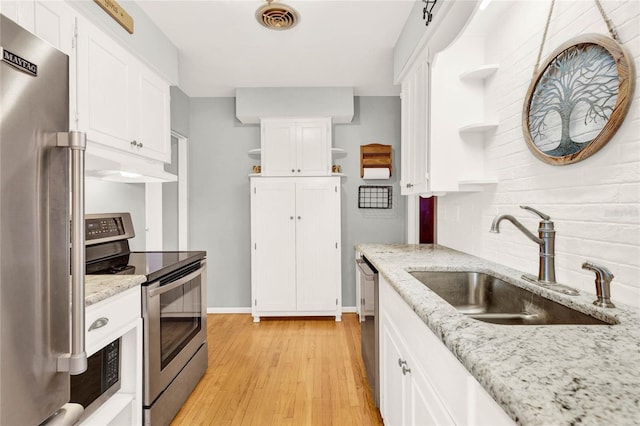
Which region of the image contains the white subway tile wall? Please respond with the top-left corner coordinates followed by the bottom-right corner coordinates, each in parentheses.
top-left (438, 0), bottom-right (640, 307)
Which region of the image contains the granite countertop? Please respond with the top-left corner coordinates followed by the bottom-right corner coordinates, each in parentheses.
top-left (85, 275), bottom-right (146, 306)
top-left (356, 243), bottom-right (640, 426)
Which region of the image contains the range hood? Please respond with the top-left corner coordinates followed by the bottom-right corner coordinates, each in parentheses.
top-left (85, 151), bottom-right (177, 183)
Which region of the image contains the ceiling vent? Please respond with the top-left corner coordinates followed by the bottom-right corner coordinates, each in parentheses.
top-left (256, 0), bottom-right (299, 30)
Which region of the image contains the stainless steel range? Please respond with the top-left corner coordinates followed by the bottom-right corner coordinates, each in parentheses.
top-left (86, 213), bottom-right (207, 426)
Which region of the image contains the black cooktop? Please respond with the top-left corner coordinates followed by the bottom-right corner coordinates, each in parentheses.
top-left (87, 250), bottom-right (206, 283)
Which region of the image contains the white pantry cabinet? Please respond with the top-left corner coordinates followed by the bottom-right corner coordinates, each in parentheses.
top-left (81, 286), bottom-right (142, 426)
top-left (379, 276), bottom-right (513, 426)
top-left (260, 118), bottom-right (331, 176)
top-left (76, 16), bottom-right (170, 163)
top-left (250, 177), bottom-right (341, 322)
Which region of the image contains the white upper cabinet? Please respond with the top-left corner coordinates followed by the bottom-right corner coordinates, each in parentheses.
top-left (32, 0), bottom-right (75, 55)
top-left (76, 16), bottom-right (170, 163)
top-left (136, 67), bottom-right (171, 161)
top-left (0, 0), bottom-right (35, 31)
top-left (260, 118), bottom-right (331, 176)
top-left (400, 50), bottom-right (429, 195)
top-left (398, 4), bottom-right (498, 196)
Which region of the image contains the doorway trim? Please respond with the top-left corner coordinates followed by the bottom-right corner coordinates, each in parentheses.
top-left (172, 130), bottom-right (189, 250)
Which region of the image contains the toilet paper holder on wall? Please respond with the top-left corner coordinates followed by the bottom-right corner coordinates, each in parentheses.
top-left (360, 143), bottom-right (392, 179)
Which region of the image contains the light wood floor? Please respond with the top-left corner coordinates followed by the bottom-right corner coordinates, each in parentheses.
top-left (171, 314), bottom-right (383, 426)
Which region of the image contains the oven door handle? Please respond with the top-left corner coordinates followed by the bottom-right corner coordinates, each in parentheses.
top-left (147, 263), bottom-right (206, 298)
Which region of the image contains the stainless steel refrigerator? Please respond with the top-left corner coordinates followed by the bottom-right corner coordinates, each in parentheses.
top-left (1, 14), bottom-right (87, 425)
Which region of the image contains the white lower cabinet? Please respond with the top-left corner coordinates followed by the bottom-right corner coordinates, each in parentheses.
top-left (250, 177), bottom-right (341, 322)
top-left (379, 276), bottom-right (514, 426)
top-left (80, 286), bottom-right (142, 426)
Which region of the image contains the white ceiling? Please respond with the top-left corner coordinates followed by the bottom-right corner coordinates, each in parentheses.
top-left (137, 0), bottom-right (415, 97)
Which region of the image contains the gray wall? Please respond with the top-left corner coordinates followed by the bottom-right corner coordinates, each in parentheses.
top-left (335, 97), bottom-right (406, 306)
top-left (85, 179), bottom-right (146, 250)
top-left (188, 96), bottom-right (405, 309)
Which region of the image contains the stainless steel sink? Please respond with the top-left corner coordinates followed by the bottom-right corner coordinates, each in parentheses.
top-left (409, 271), bottom-right (613, 325)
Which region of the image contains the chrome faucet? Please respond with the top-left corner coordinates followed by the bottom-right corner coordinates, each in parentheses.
top-left (490, 206), bottom-right (579, 295)
top-left (582, 262), bottom-right (615, 308)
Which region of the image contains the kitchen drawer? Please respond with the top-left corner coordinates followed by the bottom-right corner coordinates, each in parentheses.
top-left (85, 286), bottom-right (141, 356)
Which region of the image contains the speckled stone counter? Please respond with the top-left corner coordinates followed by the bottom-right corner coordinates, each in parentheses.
top-left (356, 244), bottom-right (640, 426)
top-left (85, 275), bottom-right (146, 306)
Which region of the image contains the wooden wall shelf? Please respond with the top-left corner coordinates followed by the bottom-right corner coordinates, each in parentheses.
top-left (360, 143), bottom-right (392, 178)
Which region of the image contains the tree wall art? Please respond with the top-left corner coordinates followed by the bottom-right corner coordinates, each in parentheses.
top-left (523, 34), bottom-right (634, 165)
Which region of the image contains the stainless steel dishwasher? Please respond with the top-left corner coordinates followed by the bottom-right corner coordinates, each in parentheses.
top-left (357, 256), bottom-right (379, 407)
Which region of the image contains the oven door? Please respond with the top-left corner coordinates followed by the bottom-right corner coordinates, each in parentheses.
top-left (142, 260), bottom-right (207, 405)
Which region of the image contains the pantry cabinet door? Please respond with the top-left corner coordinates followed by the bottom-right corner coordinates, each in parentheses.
top-left (251, 180), bottom-right (297, 312)
top-left (295, 179), bottom-right (339, 311)
top-left (296, 120), bottom-right (330, 176)
top-left (261, 120), bottom-right (296, 176)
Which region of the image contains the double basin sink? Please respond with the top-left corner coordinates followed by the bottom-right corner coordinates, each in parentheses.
top-left (409, 271), bottom-right (613, 325)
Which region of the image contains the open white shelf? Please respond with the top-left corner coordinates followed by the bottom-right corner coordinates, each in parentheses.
top-left (248, 148), bottom-right (261, 156)
top-left (459, 64), bottom-right (499, 81)
top-left (331, 147), bottom-right (347, 157)
top-left (459, 123), bottom-right (498, 136)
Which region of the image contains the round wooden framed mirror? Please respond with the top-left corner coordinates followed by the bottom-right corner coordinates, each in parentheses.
top-left (522, 34), bottom-right (634, 165)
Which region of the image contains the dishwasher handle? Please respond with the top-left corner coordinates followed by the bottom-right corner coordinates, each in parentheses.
top-left (356, 258), bottom-right (376, 278)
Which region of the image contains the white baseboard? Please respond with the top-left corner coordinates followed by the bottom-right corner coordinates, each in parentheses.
top-left (206, 306), bottom-right (358, 314)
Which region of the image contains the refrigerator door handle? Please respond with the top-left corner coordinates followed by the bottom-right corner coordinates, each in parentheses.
top-left (55, 131), bottom-right (88, 375)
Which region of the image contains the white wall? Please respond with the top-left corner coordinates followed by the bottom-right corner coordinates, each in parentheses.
top-left (85, 179), bottom-right (146, 250)
top-left (438, 0), bottom-right (640, 307)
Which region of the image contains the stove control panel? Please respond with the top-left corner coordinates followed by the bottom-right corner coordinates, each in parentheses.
top-left (85, 213), bottom-right (135, 246)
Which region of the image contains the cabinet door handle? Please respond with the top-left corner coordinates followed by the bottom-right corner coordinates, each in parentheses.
top-left (402, 365), bottom-right (411, 375)
top-left (406, 183), bottom-right (414, 189)
top-left (398, 358), bottom-right (407, 367)
top-left (88, 317), bottom-right (109, 331)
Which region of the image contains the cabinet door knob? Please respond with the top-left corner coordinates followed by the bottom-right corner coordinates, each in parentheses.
top-left (291, 169), bottom-right (295, 173)
top-left (297, 169), bottom-right (301, 173)
top-left (290, 216), bottom-right (294, 220)
top-left (138, 142), bottom-right (143, 148)
top-left (398, 358), bottom-right (411, 375)
top-left (130, 140), bottom-right (137, 147)
top-left (406, 183), bottom-right (414, 188)
top-left (297, 216), bottom-right (301, 220)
